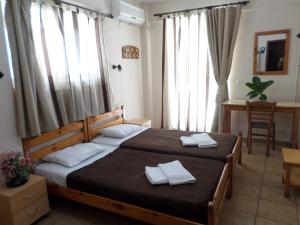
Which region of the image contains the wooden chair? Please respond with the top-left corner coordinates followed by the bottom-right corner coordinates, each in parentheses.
top-left (246, 101), bottom-right (276, 157)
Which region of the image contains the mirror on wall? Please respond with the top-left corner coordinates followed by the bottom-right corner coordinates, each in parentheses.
top-left (253, 29), bottom-right (290, 75)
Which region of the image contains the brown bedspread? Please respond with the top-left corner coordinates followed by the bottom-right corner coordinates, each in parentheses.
top-left (67, 148), bottom-right (225, 223)
top-left (120, 128), bottom-right (237, 163)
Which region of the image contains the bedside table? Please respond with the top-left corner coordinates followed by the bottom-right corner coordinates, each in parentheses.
top-left (282, 148), bottom-right (300, 198)
top-left (0, 174), bottom-right (49, 225)
top-left (127, 119), bottom-right (151, 128)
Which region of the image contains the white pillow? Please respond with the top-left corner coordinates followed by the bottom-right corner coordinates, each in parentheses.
top-left (100, 124), bottom-right (143, 138)
top-left (43, 143), bottom-right (105, 167)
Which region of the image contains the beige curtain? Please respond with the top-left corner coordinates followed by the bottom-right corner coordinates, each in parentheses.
top-left (206, 6), bottom-right (242, 132)
top-left (96, 17), bottom-right (115, 112)
top-left (162, 13), bottom-right (217, 132)
top-left (5, 0), bottom-right (59, 138)
top-left (5, 0), bottom-right (113, 138)
top-left (31, 3), bottom-right (113, 125)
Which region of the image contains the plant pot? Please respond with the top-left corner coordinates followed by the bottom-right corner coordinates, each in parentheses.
top-left (6, 175), bottom-right (30, 188)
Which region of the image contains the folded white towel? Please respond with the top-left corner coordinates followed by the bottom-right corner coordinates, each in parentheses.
top-left (158, 160), bottom-right (196, 185)
top-left (180, 136), bottom-right (198, 146)
top-left (191, 133), bottom-right (218, 148)
top-left (145, 166), bottom-right (168, 185)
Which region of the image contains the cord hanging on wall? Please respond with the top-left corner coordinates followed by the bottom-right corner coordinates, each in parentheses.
top-left (112, 64), bottom-right (122, 72)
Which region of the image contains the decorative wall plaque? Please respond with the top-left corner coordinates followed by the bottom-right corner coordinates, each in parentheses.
top-left (122, 45), bottom-right (139, 59)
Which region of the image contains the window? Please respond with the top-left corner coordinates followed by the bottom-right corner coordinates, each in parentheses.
top-left (163, 13), bottom-right (217, 132)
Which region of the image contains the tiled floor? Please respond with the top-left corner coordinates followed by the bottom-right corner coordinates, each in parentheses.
top-left (34, 142), bottom-right (299, 225)
top-left (221, 142), bottom-right (299, 225)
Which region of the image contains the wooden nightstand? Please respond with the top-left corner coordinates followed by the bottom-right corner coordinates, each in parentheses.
top-left (127, 119), bottom-right (151, 128)
top-left (0, 174), bottom-right (49, 225)
top-left (282, 148), bottom-right (300, 198)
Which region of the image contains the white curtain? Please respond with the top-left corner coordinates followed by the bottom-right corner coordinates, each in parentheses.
top-left (31, 2), bottom-right (112, 126)
top-left (162, 13), bottom-right (217, 132)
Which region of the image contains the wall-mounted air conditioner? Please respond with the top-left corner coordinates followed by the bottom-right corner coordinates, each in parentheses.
top-left (112, 0), bottom-right (145, 25)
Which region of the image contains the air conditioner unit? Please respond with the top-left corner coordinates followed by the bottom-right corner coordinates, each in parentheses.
top-left (112, 0), bottom-right (145, 25)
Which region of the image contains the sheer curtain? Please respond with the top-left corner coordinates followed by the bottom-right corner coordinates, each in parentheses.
top-left (162, 13), bottom-right (217, 132)
top-left (31, 2), bottom-right (112, 126)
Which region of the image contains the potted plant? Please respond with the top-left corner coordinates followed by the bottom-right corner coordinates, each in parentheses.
top-left (246, 76), bottom-right (274, 101)
top-left (0, 151), bottom-right (32, 187)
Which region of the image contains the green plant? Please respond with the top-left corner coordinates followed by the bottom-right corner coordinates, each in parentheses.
top-left (246, 76), bottom-right (274, 101)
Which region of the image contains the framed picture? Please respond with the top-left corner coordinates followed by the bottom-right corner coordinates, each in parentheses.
top-left (122, 45), bottom-right (139, 59)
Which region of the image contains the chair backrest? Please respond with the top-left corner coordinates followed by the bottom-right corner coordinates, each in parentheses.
top-left (246, 101), bottom-right (276, 128)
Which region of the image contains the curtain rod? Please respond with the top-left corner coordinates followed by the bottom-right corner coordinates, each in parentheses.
top-left (54, 0), bottom-right (112, 18)
top-left (153, 1), bottom-right (250, 17)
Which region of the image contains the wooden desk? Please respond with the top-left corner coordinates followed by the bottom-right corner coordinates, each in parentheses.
top-left (223, 100), bottom-right (300, 148)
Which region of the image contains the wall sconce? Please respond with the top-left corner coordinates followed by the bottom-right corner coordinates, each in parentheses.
top-left (112, 64), bottom-right (122, 72)
top-left (0, 71), bottom-right (3, 79)
top-left (297, 33), bottom-right (300, 39)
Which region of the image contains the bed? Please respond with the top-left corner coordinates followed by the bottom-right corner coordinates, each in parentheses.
top-left (23, 118), bottom-right (231, 225)
top-left (87, 109), bottom-right (242, 166)
top-left (87, 109), bottom-right (242, 198)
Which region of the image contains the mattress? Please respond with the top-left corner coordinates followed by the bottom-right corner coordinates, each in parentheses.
top-left (91, 127), bottom-right (148, 147)
top-left (67, 148), bottom-right (225, 223)
top-left (120, 128), bottom-right (238, 163)
top-left (35, 144), bottom-right (117, 187)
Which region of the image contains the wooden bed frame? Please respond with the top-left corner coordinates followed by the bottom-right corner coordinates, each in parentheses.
top-left (22, 108), bottom-right (240, 225)
top-left (86, 107), bottom-right (125, 141)
top-left (22, 121), bottom-right (88, 157)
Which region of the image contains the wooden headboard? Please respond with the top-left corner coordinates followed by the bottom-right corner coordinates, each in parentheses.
top-left (22, 107), bottom-right (125, 160)
top-left (87, 106), bottom-right (125, 141)
top-left (22, 121), bottom-right (87, 161)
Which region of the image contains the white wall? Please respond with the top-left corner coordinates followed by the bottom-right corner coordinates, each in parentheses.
top-left (143, 0), bottom-right (300, 142)
top-left (229, 0), bottom-right (300, 141)
top-left (103, 18), bottom-right (144, 119)
top-left (68, 0), bottom-right (112, 13)
top-left (0, 0), bottom-right (22, 153)
top-left (140, 3), bottom-right (154, 120)
top-left (148, 21), bottom-right (163, 128)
